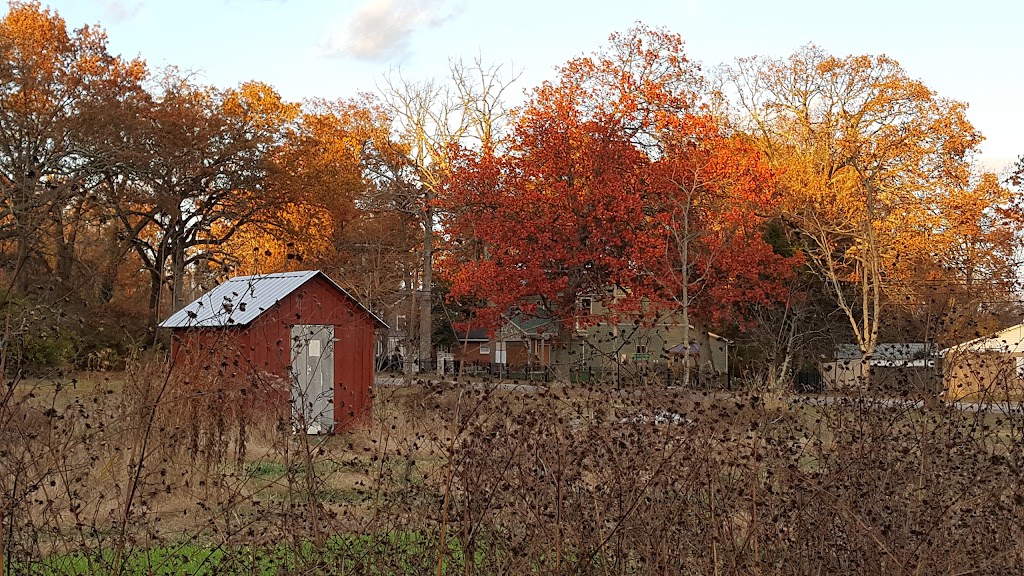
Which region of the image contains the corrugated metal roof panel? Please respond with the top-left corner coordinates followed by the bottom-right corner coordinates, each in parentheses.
top-left (160, 271), bottom-right (319, 328)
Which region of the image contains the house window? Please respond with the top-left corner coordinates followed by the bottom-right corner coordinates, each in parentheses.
top-left (605, 286), bottom-right (626, 299)
top-left (480, 343), bottom-right (490, 355)
top-left (576, 297), bottom-right (594, 332)
top-left (633, 344), bottom-right (649, 362)
top-left (495, 341), bottom-right (507, 364)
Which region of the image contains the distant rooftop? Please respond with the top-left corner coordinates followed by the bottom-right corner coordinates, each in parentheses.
top-left (454, 327), bottom-right (489, 341)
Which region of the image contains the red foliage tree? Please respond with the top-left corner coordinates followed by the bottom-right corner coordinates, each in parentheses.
top-left (646, 127), bottom-right (801, 328)
top-left (440, 26), bottom-right (799, 336)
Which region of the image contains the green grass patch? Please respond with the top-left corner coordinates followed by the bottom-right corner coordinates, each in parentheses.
top-left (16, 532), bottom-right (490, 576)
top-left (16, 544), bottom-right (225, 576)
top-left (245, 458), bottom-right (370, 480)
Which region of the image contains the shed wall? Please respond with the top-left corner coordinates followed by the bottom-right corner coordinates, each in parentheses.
top-left (944, 351), bottom-right (1024, 401)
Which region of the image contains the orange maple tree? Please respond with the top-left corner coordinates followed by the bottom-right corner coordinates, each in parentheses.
top-left (646, 128), bottom-right (800, 328)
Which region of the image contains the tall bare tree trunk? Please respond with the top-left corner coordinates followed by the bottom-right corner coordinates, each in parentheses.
top-left (680, 307), bottom-right (691, 388)
top-left (857, 184), bottom-right (882, 392)
top-left (404, 270), bottom-right (416, 383)
top-left (53, 215), bottom-right (72, 286)
top-left (147, 269), bottom-right (163, 345)
top-left (52, 200), bottom-right (83, 289)
top-left (770, 318), bottom-right (798, 394)
top-left (678, 202), bottom-right (692, 388)
top-left (419, 206), bottom-right (434, 374)
top-left (13, 233), bottom-right (31, 296)
top-left (171, 242), bottom-right (186, 314)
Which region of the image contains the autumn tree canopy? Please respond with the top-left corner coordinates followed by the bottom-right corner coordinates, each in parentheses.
top-left (0, 1), bottom-right (147, 294)
top-left (367, 60), bottom-right (518, 375)
top-left (110, 75), bottom-right (299, 325)
top-left (722, 45), bottom-right (1022, 366)
top-left (225, 96), bottom-right (422, 316)
top-left (442, 26), bottom-right (799, 336)
top-left (0, 2), bottom-right (1021, 379)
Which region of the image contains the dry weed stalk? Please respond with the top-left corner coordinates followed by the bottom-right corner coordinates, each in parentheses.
top-left (2, 354), bottom-right (1024, 574)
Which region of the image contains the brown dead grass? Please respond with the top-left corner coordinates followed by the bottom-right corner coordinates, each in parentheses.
top-left (6, 364), bottom-right (1024, 574)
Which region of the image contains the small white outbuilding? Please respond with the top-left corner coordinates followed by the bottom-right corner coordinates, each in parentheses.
top-left (941, 323), bottom-right (1024, 400)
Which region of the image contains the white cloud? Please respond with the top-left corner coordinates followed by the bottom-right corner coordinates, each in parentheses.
top-left (323, 0), bottom-right (463, 61)
top-left (103, 0), bottom-right (142, 23)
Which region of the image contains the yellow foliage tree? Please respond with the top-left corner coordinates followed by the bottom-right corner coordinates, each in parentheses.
top-left (724, 46), bottom-right (1020, 384)
top-left (220, 96), bottom-right (419, 313)
top-left (0, 1), bottom-right (147, 293)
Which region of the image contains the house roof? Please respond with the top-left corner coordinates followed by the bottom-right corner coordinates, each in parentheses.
top-left (496, 313), bottom-right (558, 341)
top-left (454, 327), bottom-right (489, 342)
top-left (513, 314), bottom-right (558, 334)
top-left (160, 270), bottom-right (387, 329)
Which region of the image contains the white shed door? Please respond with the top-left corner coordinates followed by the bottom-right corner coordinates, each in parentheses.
top-left (291, 325), bottom-right (335, 434)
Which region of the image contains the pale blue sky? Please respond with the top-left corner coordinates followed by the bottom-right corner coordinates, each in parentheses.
top-left (19, 0), bottom-right (1023, 172)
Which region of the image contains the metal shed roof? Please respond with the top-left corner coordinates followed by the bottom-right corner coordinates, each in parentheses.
top-left (159, 270), bottom-right (387, 329)
top-left (834, 343), bottom-right (932, 362)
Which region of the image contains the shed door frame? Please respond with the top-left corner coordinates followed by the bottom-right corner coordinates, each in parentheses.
top-left (290, 324), bottom-right (335, 434)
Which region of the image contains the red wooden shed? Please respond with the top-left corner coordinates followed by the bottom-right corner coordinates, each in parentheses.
top-left (160, 270), bottom-right (387, 433)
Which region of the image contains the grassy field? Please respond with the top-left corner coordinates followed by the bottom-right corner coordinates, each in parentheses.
top-left (4, 366), bottom-right (1024, 575)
